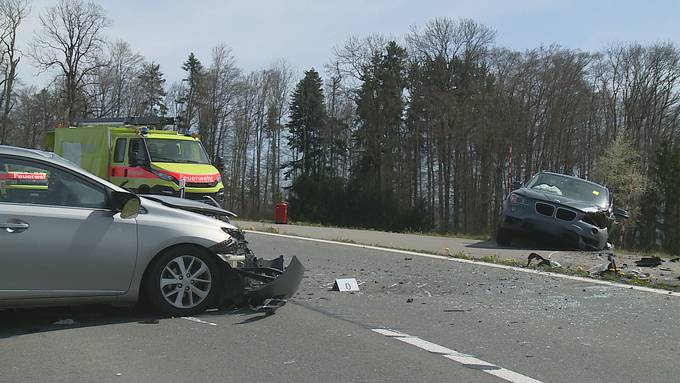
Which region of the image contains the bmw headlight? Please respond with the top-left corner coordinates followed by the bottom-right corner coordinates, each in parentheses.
top-left (509, 193), bottom-right (528, 205)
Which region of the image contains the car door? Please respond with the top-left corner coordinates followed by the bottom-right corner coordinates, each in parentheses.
top-left (0, 155), bottom-right (138, 299)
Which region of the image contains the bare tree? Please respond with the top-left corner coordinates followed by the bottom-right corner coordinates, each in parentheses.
top-left (0, 0), bottom-right (28, 144)
top-left (30, 0), bottom-right (110, 126)
top-left (199, 43), bottom-right (239, 161)
top-left (84, 40), bottom-right (143, 117)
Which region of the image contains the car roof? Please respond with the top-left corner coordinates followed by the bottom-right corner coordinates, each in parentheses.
top-left (536, 171), bottom-right (608, 191)
top-left (0, 145), bottom-right (61, 161)
top-left (0, 144), bottom-right (83, 172)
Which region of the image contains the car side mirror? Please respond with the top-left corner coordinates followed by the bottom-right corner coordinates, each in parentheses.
top-left (613, 207), bottom-right (630, 220)
top-left (110, 191), bottom-right (141, 219)
top-left (511, 180), bottom-right (523, 190)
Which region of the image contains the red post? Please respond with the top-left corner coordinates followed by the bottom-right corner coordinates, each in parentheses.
top-left (275, 201), bottom-right (288, 224)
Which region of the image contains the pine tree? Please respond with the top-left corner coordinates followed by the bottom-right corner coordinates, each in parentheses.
top-left (180, 52), bottom-right (204, 132)
top-left (137, 62), bottom-right (166, 116)
top-left (354, 41), bottom-right (407, 194)
top-left (286, 68), bottom-right (326, 178)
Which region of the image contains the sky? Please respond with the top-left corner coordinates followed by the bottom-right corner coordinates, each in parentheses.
top-left (15, 0), bottom-right (680, 87)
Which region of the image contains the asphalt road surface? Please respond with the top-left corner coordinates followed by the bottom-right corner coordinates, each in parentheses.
top-left (1, 232), bottom-right (678, 382)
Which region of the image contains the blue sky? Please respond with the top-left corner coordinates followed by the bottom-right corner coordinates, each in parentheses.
top-left (18, 0), bottom-right (680, 86)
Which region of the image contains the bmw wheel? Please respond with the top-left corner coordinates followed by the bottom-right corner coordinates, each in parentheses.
top-left (146, 245), bottom-right (222, 316)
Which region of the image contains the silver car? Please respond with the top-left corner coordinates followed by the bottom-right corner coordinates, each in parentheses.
top-left (0, 145), bottom-right (302, 316)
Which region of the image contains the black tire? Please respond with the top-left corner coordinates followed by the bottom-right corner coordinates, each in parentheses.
top-left (145, 245), bottom-right (222, 316)
top-left (496, 227), bottom-right (512, 246)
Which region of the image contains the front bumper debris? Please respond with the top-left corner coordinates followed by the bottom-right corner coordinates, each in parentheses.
top-left (217, 254), bottom-right (304, 312)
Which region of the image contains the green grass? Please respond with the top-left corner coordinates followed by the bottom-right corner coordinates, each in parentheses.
top-left (259, 226), bottom-right (279, 234)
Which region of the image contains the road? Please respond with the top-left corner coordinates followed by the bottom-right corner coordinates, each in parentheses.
top-left (235, 220), bottom-right (680, 288)
top-left (1, 232), bottom-right (678, 382)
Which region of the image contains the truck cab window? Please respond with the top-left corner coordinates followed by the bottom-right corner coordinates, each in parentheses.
top-left (128, 139), bottom-right (149, 166)
top-left (114, 138), bottom-right (127, 163)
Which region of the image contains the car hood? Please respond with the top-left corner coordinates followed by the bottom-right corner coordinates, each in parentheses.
top-left (514, 188), bottom-right (607, 213)
top-left (140, 194), bottom-right (237, 217)
top-left (139, 197), bottom-right (226, 226)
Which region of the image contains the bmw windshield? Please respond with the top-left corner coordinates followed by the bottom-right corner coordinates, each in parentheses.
top-left (526, 173), bottom-right (609, 209)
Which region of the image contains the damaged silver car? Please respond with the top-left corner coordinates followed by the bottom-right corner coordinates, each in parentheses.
top-left (496, 171), bottom-right (630, 250)
top-left (0, 145), bottom-right (303, 316)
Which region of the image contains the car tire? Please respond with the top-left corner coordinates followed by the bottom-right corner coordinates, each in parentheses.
top-left (146, 245), bottom-right (222, 316)
top-left (496, 227), bottom-right (512, 246)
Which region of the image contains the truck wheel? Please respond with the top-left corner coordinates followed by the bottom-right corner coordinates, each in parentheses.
top-left (146, 245), bottom-right (222, 316)
top-left (496, 227), bottom-right (512, 247)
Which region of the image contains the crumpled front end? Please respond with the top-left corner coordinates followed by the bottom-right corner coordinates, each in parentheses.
top-left (500, 194), bottom-right (611, 250)
top-left (210, 239), bottom-right (304, 312)
top-left (152, 195), bottom-right (305, 312)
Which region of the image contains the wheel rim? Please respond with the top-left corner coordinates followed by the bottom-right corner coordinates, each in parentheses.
top-left (160, 255), bottom-right (212, 309)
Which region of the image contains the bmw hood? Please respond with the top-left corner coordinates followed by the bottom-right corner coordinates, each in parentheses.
top-left (514, 188), bottom-right (607, 213)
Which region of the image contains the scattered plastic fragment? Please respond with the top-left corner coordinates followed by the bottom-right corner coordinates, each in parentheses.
top-left (588, 253), bottom-right (617, 276)
top-left (619, 267), bottom-right (650, 280)
top-left (634, 257), bottom-right (662, 268)
top-left (526, 253), bottom-right (562, 268)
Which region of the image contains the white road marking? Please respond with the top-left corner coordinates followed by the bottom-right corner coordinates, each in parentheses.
top-left (396, 336), bottom-right (458, 355)
top-left (372, 328), bottom-right (407, 337)
top-left (247, 230), bottom-right (680, 297)
top-left (372, 329), bottom-right (544, 383)
top-left (181, 316), bottom-right (217, 326)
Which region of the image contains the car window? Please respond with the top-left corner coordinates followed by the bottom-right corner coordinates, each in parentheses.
top-left (113, 138), bottom-right (127, 163)
top-left (129, 138), bottom-right (149, 165)
top-left (0, 156), bottom-right (107, 209)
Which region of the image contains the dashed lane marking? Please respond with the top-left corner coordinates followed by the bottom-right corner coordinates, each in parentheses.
top-left (372, 329), bottom-right (544, 383)
top-left (246, 230), bottom-right (680, 297)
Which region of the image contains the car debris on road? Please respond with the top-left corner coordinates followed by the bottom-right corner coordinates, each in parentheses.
top-left (635, 257), bottom-right (663, 268)
top-left (526, 253), bottom-right (562, 268)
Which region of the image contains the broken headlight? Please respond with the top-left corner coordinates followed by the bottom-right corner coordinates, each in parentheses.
top-left (509, 193), bottom-right (529, 205)
top-left (209, 237), bottom-right (237, 254)
top-left (221, 226), bottom-right (245, 241)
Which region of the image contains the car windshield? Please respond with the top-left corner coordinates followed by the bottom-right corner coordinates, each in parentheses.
top-left (527, 173), bottom-right (609, 208)
top-left (145, 139), bottom-right (210, 164)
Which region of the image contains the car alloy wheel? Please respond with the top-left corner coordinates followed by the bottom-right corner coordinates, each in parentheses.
top-left (160, 255), bottom-right (212, 309)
